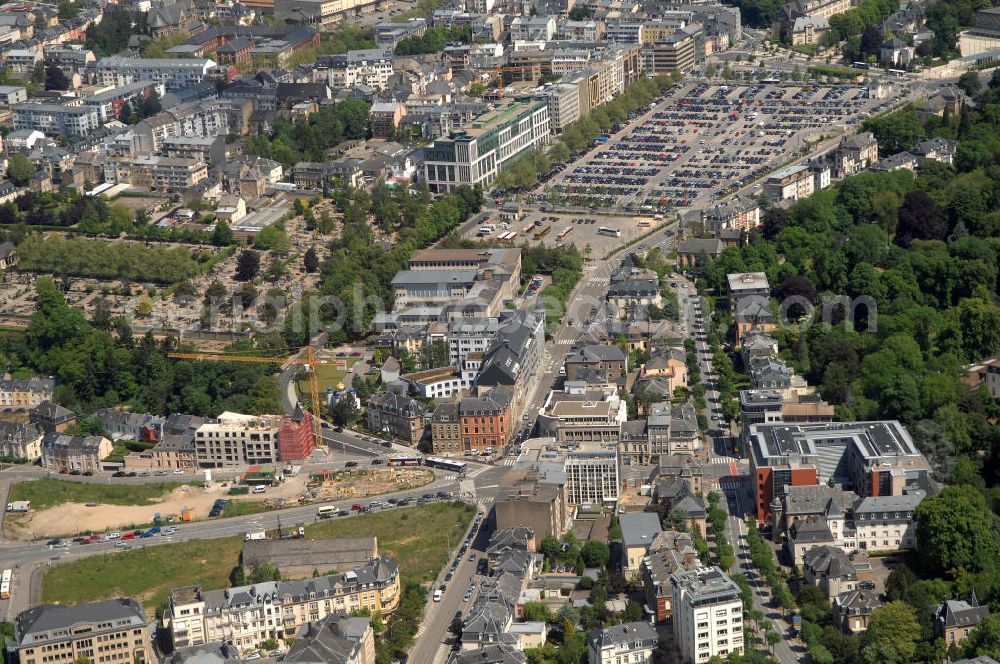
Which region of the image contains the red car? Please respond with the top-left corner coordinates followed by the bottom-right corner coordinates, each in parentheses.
top-left (122, 533), bottom-right (136, 540)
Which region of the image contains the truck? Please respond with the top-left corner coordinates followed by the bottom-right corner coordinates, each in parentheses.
top-left (245, 531), bottom-right (267, 541)
top-left (6, 501), bottom-right (30, 513)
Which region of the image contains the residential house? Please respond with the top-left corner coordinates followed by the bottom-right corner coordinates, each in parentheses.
top-left (40, 433), bottom-right (113, 472)
top-left (620, 512), bottom-right (663, 580)
top-left (587, 622), bottom-right (658, 664)
top-left (364, 391), bottom-right (427, 446)
top-left (0, 378), bottom-right (54, 410)
top-left (0, 420), bottom-right (43, 461)
top-left (934, 594), bottom-right (990, 647)
top-left (833, 588), bottom-right (882, 633)
top-left (30, 400), bottom-right (76, 433)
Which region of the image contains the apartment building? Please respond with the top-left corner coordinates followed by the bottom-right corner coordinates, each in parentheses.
top-left (700, 195), bottom-right (761, 233)
top-left (11, 102), bottom-right (100, 138)
top-left (0, 377), bottom-right (54, 410)
top-left (424, 98), bottom-right (550, 193)
top-left (162, 136), bottom-right (226, 165)
top-left (193, 412), bottom-right (286, 467)
top-left (96, 57), bottom-right (218, 90)
top-left (459, 386), bottom-right (513, 454)
top-left (83, 82), bottom-right (162, 123)
top-left (564, 345), bottom-right (627, 382)
top-left (448, 317), bottom-right (501, 366)
top-left (763, 164), bottom-right (814, 202)
top-left (13, 599), bottom-right (153, 664)
top-left (539, 82), bottom-right (581, 133)
top-left (587, 622), bottom-right (658, 664)
top-left (834, 132), bottom-right (878, 178)
top-left (166, 558), bottom-right (400, 651)
top-left (671, 567), bottom-right (744, 663)
top-left (364, 391), bottom-right (427, 446)
top-left (748, 420), bottom-right (932, 522)
top-left (565, 443), bottom-right (620, 505)
top-left (431, 402), bottom-right (462, 456)
top-left (40, 433), bottom-right (113, 472)
top-left (126, 156), bottom-right (209, 192)
top-left (319, 49), bottom-right (393, 91)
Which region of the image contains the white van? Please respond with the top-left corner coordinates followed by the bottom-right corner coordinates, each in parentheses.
top-left (252, 485), bottom-right (266, 494)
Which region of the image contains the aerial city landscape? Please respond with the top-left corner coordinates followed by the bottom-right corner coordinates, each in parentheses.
top-left (0, 0), bottom-right (999, 660)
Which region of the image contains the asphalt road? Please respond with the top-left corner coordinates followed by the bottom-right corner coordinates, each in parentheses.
top-left (0, 462), bottom-right (511, 624)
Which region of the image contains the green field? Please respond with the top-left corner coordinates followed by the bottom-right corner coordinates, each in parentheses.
top-left (9, 478), bottom-right (190, 510)
top-left (306, 501), bottom-right (476, 583)
top-left (41, 502), bottom-right (475, 614)
top-left (295, 359), bottom-right (357, 398)
top-left (221, 500), bottom-right (268, 518)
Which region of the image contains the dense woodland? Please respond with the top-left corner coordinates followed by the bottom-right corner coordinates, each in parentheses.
top-left (693, 80), bottom-right (1000, 664)
top-left (244, 100), bottom-right (372, 167)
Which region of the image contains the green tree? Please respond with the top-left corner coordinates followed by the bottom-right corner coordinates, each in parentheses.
top-left (958, 71), bottom-right (981, 97)
top-left (6, 153), bottom-right (34, 185)
top-left (330, 395), bottom-right (359, 426)
top-left (580, 540), bottom-right (611, 569)
top-left (521, 601), bottom-right (551, 623)
top-left (44, 65), bottom-right (70, 91)
top-left (248, 562), bottom-right (281, 582)
top-left (303, 247), bottom-right (320, 273)
top-left (235, 250), bottom-right (261, 282)
top-left (212, 220), bottom-right (234, 246)
top-left (861, 601), bottom-right (920, 664)
top-left (549, 140), bottom-right (571, 163)
top-left (964, 613), bottom-right (1000, 660)
top-left (915, 484), bottom-right (998, 576)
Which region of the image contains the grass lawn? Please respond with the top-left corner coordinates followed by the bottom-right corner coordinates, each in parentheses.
top-left (295, 359), bottom-right (357, 398)
top-left (42, 536), bottom-right (244, 616)
top-left (222, 500), bottom-right (268, 518)
top-left (305, 501), bottom-right (476, 583)
top-left (41, 502), bottom-right (476, 615)
top-left (9, 478), bottom-right (190, 510)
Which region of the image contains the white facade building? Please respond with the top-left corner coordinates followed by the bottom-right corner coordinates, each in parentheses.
top-left (564, 444), bottom-right (620, 506)
top-left (671, 567), bottom-right (745, 663)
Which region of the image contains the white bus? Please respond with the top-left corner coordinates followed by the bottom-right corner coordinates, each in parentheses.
top-left (1, 569), bottom-right (11, 600)
top-left (317, 505), bottom-right (337, 519)
top-left (597, 226), bottom-right (621, 238)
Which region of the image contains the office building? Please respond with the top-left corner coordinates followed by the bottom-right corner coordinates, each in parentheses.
top-left (494, 467), bottom-right (570, 540)
top-left (13, 599), bottom-right (153, 664)
top-left (671, 567), bottom-right (744, 663)
top-left (748, 420), bottom-right (932, 522)
top-left (564, 443), bottom-right (620, 505)
top-left (424, 98), bottom-right (550, 192)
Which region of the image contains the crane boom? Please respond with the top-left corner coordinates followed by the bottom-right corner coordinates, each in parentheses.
top-left (167, 348), bottom-right (331, 450)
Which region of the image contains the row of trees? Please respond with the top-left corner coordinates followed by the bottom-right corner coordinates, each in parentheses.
top-left (15, 235), bottom-right (207, 284)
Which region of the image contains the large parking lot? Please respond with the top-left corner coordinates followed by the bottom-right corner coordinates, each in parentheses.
top-left (542, 82), bottom-right (884, 212)
top-left (465, 209), bottom-right (657, 256)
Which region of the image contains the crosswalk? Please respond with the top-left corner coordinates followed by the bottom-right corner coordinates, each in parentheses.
top-left (500, 457), bottom-right (518, 466)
